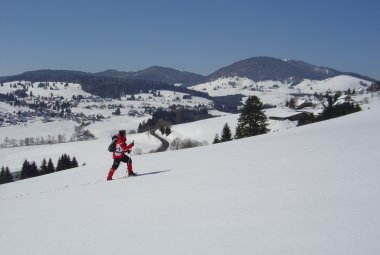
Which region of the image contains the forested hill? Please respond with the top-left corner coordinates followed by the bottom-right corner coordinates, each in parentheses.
top-left (0, 70), bottom-right (209, 99)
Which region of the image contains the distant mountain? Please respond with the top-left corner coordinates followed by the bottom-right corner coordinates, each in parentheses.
top-left (95, 66), bottom-right (205, 87)
top-left (0, 70), bottom-right (91, 83)
top-left (94, 69), bottom-right (132, 79)
top-left (0, 69), bottom-right (209, 100)
top-left (132, 66), bottom-right (205, 87)
top-left (207, 57), bottom-right (376, 83)
top-left (0, 67), bottom-right (205, 87)
top-left (0, 56), bottom-right (375, 88)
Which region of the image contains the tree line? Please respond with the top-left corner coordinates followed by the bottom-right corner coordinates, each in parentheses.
top-left (0, 154), bottom-right (79, 185)
top-left (138, 107), bottom-right (212, 133)
top-left (0, 127), bottom-right (95, 149)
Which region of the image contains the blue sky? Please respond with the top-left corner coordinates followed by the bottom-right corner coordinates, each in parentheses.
top-left (0, 0), bottom-right (379, 80)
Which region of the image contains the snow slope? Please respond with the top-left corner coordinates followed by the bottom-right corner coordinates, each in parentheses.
top-left (1, 81), bottom-right (92, 99)
top-left (0, 119), bottom-right (78, 142)
top-left (190, 75), bottom-right (372, 106)
top-left (0, 111), bottom-right (297, 170)
top-left (162, 113), bottom-right (297, 144)
top-left (295, 75), bottom-right (372, 93)
top-left (1, 102), bottom-right (380, 255)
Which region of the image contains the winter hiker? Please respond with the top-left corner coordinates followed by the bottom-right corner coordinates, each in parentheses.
top-left (107, 130), bottom-right (136, 180)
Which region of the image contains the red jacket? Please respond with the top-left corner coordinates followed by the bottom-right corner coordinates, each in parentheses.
top-left (113, 135), bottom-right (134, 159)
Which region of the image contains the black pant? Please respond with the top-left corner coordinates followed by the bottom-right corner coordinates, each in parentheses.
top-left (112, 154), bottom-right (132, 170)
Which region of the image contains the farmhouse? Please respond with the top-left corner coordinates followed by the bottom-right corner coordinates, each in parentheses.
top-left (266, 108), bottom-right (313, 121)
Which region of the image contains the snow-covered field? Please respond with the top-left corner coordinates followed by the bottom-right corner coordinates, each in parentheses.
top-left (1, 99), bottom-right (379, 255)
top-left (0, 119), bottom-right (78, 142)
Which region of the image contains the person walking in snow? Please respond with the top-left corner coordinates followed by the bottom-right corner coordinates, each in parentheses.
top-left (107, 130), bottom-right (136, 180)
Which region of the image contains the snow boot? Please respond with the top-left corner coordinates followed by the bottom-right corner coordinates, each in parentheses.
top-left (107, 168), bottom-right (115, 181)
top-left (127, 162), bottom-right (136, 176)
top-left (128, 171), bottom-right (137, 177)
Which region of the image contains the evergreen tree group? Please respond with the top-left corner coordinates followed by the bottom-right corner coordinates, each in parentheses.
top-left (213, 123), bottom-right (233, 144)
top-left (20, 160), bottom-right (39, 179)
top-left (0, 154), bottom-right (80, 185)
top-left (40, 158), bottom-right (56, 175)
top-left (56, 154), bottom-right (79, 171)
top-left (20, 157), bottom-right (59, 179)
top-left (0, 166), bottom-right (14, 184)
top-left (316, 100), bottom-right (361, 122)
top-left (138, 108), bottom-right (211, 133)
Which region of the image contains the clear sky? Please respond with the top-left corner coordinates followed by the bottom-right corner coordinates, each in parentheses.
top-left (1, 0), bottom-right (379, 80)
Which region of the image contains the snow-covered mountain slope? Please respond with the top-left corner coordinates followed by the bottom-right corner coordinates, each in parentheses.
top-left (1, 81), bottom-right (92, 99)
top-left (160, 113), bottom-right (297, 144)
top-left (295, 75), bottom-right (371, 93)
top-left (1, 101), bottom-right (379, 255)
top-left (190, 76), bottom-right (289, 97)
top-left (190, 75), bottom-right (372, 106)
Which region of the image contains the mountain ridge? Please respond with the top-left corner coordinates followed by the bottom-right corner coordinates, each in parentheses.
top-left (0, 57), bottom-right (376, 86)
top-left (207, 56), bottom-right (376, 83)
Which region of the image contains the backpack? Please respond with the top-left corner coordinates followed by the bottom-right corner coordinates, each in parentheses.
top-left (108, 135), bottom-right (118, 152)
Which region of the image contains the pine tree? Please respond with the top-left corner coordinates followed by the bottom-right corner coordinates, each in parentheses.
top-left (212, 134), bottom-right (220, 144)
top-left (5, 167), bottom-right (13, 183)
top-left (220, 123), bottom-right (233, 142)
top-left (30, 161), bottom-right (39, 177)
top-left (40, 158), bottom-right (48, 175)
top-left (164, 126), bottom-right (172, 136)
top-left (160, 125), bottom-right (166, 135)
top-left (57, 154), bottom-right (67, 171)
top-left (0, 167), bottom-right (5, 184)
top-left (65, 154), bottom-right (71, 169)
top-left (20, 160), bottom-right (31, 179)
top-left (47, 158), bottom-right (55, 173)
top-left (56, 155), bottom-right (63, 171)
top-left (71, 157), bottom-right (79, 168)
top-left (235, 96), bottom-right (269, 139)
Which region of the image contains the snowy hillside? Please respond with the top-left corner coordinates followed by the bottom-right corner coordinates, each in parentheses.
top-left (1, 99), bottom-right (379, 255)
top-left (159, 113), bottom-right (297, 144)
top-left (190, 75), bottom-right (372, 106)
top-left (295, 75), bottom-right (371, 93)
top-left (0, 79), bottom-right (214, 148)
top-left (0, 109), bottom-right (297, 170)
top-left (1, 81), bottom-right (92, 99)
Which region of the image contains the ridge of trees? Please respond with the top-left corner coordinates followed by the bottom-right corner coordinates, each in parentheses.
top-left (138, 107), bottom-right (213, 133)
top-left (0, 154), bottom-right (79, 185)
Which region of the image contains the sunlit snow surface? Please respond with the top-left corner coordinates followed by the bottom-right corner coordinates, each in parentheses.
top-left (1, 99), bottom-right (379, 255)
